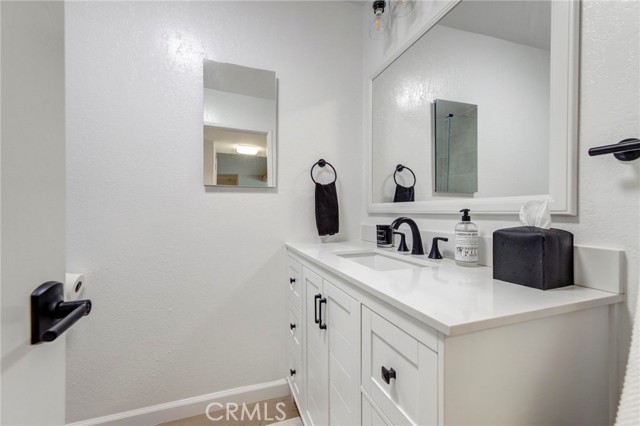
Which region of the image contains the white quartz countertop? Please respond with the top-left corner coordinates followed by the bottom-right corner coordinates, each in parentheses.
top-left (286, 240), bottom-right (623, 336)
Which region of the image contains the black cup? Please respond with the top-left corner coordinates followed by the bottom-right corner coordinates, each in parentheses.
top-left (376, 225), bottom-right (393, 247)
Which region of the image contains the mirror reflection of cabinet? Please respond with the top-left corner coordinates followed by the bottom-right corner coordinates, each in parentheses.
top-left (203, 60), bottom-right (277, 188)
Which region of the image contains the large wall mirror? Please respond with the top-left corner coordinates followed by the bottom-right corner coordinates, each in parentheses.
top-left (203, 60), bottom-right (277, 187)
top-left (369, 0), bottom-right (579, 214)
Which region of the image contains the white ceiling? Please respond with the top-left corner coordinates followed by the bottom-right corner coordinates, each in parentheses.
top-left (439, 0), bottom-right (551, 51)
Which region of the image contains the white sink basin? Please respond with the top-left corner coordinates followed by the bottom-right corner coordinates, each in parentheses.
top-left (336, 250), bottom-right (433, 272)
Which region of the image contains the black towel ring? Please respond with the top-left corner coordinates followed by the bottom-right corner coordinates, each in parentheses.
top-left (393, 164), bottom-right (416, 188)
top-left (310, 159), bottom-right (337, 184)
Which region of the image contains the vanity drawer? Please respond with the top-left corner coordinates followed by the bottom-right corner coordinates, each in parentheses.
top-left (287, 256), bottom-right (303, 310)
top-left (362, 307), bottom-right (438, 426)
top-left (287, 307), bottom-right (302, 362)
top-left (361, 393), bottom-right (391, 426)
top-left (287, 348), bottom-right (303, 406)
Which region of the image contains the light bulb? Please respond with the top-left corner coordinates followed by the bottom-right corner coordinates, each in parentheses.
top-left (369, 1), bottom-right (388, 40)
top-left (374, 12), bottom-right (385, 31)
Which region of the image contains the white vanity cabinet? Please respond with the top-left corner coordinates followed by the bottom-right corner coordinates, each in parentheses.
top-left (286, 256), bottom-right (304, 413)
top-left (287, 255), bottom-right (360, 426)
top-left (361, 307), bottom-right (438, 426)
top-left (286, 245), bottom-right (619, 426)
top-left (302, 266), bottom-right (360, 426)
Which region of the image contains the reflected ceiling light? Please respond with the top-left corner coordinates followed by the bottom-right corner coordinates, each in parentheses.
top-left (236, 145), bottom-right (259, 155)
top-left (391, 0), bottom-right (415, 18)
top-left (369, 1), bottom-right (387, 40)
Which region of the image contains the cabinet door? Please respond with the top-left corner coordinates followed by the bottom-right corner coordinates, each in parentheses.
top-left (304, 267), bottom-right (329, 426)
top-left (325, 279), bottom-right (360, 426)
top-left (362, 307), bottom-right (438, 426)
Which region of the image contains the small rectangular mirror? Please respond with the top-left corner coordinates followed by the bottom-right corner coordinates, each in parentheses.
top-left (434, 99), bottom-right (478, 194)
top-left (203, 60), bottom-right (277, 187)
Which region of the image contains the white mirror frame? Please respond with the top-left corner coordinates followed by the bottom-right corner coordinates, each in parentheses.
top-left (367, 0), bottom-right (579, 215)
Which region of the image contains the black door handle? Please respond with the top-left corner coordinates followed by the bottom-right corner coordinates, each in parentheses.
top-left (319, 298), bottom-right (327, 330)
top-left (289, 323), bottom-right (296, 330)
top-left (289, 277), bottom-right (296, 284)
top-left (290, 369), bottom-right (296, 376)
top-left (381, 366), bottom-right (396, 384)
top-left (31, 281), bottom-right (92, 344)
top-left (588, 138), bottom-right (640, 161)
top-left (314, 294), bottom-right (321, 324)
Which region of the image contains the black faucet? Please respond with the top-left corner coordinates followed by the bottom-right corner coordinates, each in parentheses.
top-left (428, 237), bottom-right (449, 259)
top-left (390, 217), bottom-right (424, 255)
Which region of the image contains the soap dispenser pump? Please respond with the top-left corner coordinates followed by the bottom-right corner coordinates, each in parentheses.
top-left (455, 208), bottom-right (478, 267)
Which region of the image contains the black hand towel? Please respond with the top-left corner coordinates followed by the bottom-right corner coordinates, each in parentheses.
top-left (393, 184), bottom-right (415, 202)
top-left (315, 182), bottom-right (339, 236)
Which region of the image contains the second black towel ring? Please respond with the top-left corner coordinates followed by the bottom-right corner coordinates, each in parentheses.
top-left (310, 159), bottom-right (337, 184)
top-left (393, 164), bottom-right (416, 188)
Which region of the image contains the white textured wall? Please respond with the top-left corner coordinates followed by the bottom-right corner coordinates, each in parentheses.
top-left (363, 0), bottom-right (639, 413)
top-left (204, 88), bottom-right (275, 132)
top-left (372, 24), bottom-right (549, 202)
top-left (65, 1), bottom-right (362, 422)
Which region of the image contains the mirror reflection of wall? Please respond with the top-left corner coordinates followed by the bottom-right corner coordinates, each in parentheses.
top-left (372, 0), bottom-right (551, 203)
top-left (204, 126), bottom-right (269, 187)
top-left (434, 99), bottom-right (478, 194)
top-left (203, 60), bottom-right (277, 188)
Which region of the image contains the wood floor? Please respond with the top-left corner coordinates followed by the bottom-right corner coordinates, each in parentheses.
top-left (158, 395), bottom-right (300, 426)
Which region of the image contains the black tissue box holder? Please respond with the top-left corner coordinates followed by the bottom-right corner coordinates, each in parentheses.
top-left (493, 226), bottom-right (574, 290)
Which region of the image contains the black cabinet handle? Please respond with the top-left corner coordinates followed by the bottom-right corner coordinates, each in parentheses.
top-left (289, 323), bottom-right (296, 330)
top-left (289, 277), bottom-right (296, 284)
top-left (314, 294), bottom-right (321, 324)
top-left (290, 369), bottom-right (296, 376)
top-left (319, 298), bottom-right (327, 330)
top-left (381, 366), bottom-right (396, 384)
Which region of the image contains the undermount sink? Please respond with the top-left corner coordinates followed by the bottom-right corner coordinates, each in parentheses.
top-left (335, 250), bottom-right (433, 272)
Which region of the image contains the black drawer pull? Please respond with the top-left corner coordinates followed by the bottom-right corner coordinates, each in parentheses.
top-left (319, 298), bottom-right (327, 330)
top-left (290, 323), bottom-right (296, 330)
top-left (290, 369), bottom-right (296, 376)
top-left (314, 294), bottom-right (321, 324)
top-left (381, 366), bottom-right (396, 384)
top-left (289, 277), bottom-right (296, 284)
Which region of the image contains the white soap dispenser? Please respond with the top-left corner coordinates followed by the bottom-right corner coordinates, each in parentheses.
top-left (455, 208), bottom-right (478, 267)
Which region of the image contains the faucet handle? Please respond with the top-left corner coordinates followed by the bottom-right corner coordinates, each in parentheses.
top-left (393, 232), bottom-right (409, 253)
top-left (428, 237), bottom-right (449, 260)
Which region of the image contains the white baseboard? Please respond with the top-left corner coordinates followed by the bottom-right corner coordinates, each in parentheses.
top-left (66, 379), bottom-right (289, 426)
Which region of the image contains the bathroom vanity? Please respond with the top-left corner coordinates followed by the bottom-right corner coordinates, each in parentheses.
top-left (285, 241), bottom-right (622, 426)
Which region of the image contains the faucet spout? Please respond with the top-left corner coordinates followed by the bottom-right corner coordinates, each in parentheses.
top-left (390, 217), bottom-right (424, 255)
